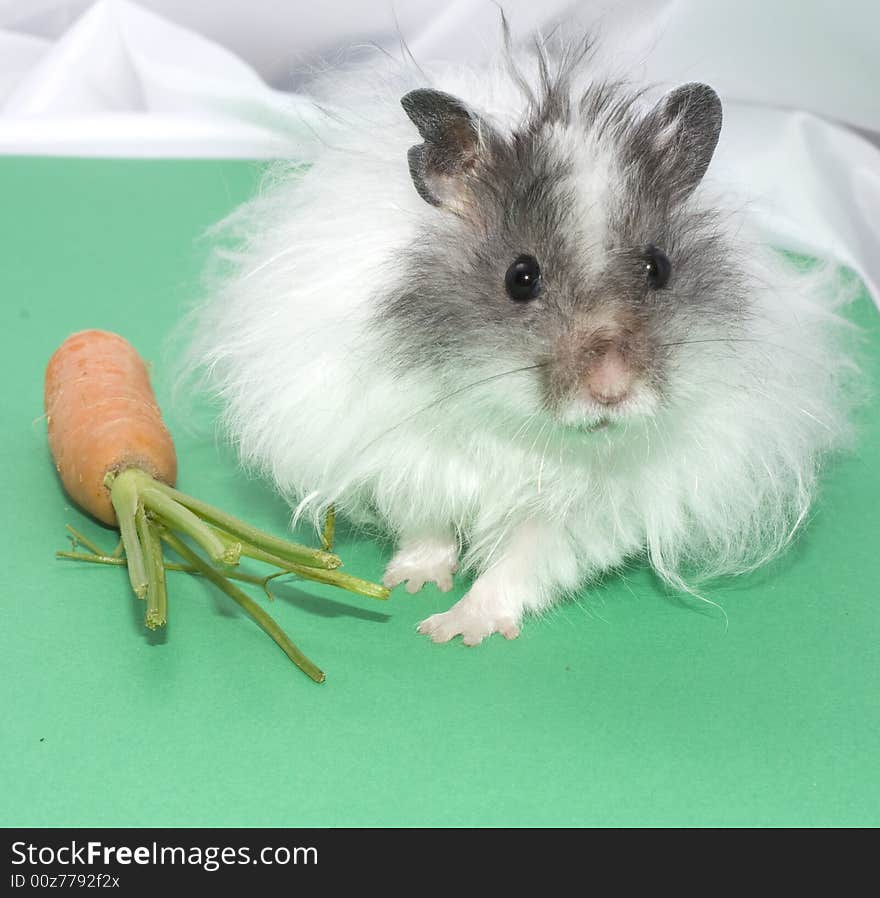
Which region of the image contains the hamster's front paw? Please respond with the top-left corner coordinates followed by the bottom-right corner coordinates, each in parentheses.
top-left (418, 590), bottom-right (521, 646)
top-left (383, 535), bottom-right (458, 594)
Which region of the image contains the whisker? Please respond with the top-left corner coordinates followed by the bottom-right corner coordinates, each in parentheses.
top-left (659, 337), bottom-right (803, 350)
top-left (357, 362), bottom-right (549, 454)
top-left (659, 335), bottom-right (838, 373)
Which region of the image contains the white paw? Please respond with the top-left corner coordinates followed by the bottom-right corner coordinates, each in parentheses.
top-left (383, 537), bottom-right (458, 594)
top-left (418, 594), bottom-right (521, 646)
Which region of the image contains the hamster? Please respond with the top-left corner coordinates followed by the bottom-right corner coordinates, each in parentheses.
top-left (186, 33), bottom-right (856, 645)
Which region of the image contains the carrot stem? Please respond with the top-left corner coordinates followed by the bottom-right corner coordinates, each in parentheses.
top-left (225, 533), bottom-right (389, 601)
top-left (136, 507), bottom-right (167, 629)
top-left (56, 550), bottom-right (282, 592)
top-left (57, 546), bottom-right (386, 603)
top-left (160, 529), bottom-right (325, 684)
top-left (321, 505), bottom-right (336, 552)
top-left (285, 563), bottom-right (389, 601)
top-left (108, 467), bottom-right (237, 565)
top-left (145, 478), bottom-right (340, 570)
top-left (108, 470), bottom-right (148, 599)
top-left (141, 483), bottom-right (240, 566)
top-left (145, 516), bottom-right (168, 628)
top-left (57, 551), bottom-right (133, 567)
top-left (65, 524), bottom-right (104, 557)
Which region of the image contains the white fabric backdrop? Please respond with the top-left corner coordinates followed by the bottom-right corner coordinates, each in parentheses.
top-left (1, 0), bottom-right (878, 304)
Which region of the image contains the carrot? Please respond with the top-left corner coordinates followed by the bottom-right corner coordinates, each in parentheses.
top-left (45, 329), bottom-right (177, 526)
top-left (46, 330), bottom-right (389, 683)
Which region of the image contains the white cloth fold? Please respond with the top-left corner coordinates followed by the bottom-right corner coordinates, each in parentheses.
top-left (1, 0), bottom-right (317, 155)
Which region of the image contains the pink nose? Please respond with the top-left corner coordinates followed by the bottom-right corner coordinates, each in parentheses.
top-left (583, 346), bottom-right (633, 406)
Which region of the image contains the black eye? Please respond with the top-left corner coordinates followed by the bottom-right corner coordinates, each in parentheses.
top-left (505, 254), bottom-right (542, 302)
top-left (644, 245), bottom-right (671, 289)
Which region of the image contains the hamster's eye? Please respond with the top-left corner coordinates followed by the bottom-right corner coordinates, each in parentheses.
top-left (505, 255), bottom-right (542, 302)
top-left (644, 246), bottom-right (671, 289)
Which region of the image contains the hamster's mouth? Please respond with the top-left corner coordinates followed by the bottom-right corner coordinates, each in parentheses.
top-left (556, 412), bottom-right (619, 434)
top-left (555, 387), bottom-right (660, 432)
top-left (555, 405), bottom-right (623, 433)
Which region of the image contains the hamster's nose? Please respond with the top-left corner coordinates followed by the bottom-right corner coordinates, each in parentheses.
top-left (582, 346), bottom-right (634, 406)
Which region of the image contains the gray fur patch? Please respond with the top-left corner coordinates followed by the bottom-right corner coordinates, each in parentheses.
top-left (401, 88), bottom-right (500, 209)
top-left (376, 40), bottom-right (747, 418)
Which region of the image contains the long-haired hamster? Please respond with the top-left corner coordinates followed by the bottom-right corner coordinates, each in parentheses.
top-left (187, 31), bottom-right (855, 645)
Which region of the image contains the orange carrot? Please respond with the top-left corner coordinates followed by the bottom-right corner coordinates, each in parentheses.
top-left (45, 329), bottom-right (177, 526)
top-left (46, 329), bottom-right (389, 682)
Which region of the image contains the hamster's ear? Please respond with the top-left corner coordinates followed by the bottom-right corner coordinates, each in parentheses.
top-left (634, 83), bottom-right (722, 201)
top-left (401, 89), bottom-right (496, 212)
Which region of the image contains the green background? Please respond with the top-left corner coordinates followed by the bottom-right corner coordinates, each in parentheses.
top-left (1, 158), bottom-right (877, 827)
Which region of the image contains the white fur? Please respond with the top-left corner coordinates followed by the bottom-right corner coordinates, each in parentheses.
top-left (184, 44), bottom-right (858, 644)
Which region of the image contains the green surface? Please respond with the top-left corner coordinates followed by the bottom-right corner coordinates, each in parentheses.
top-left (1, 157), bottom-right (878, 828)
